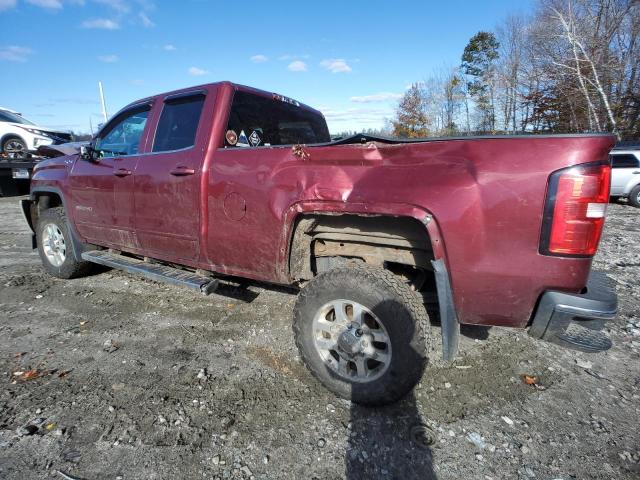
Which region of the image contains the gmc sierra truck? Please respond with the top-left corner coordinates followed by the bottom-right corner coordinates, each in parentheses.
top-left (22, 82), bottom-right (618, 405)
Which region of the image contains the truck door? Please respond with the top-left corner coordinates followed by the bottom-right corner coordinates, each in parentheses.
top-left (133, 90), bottom-right (210, 262)
top-left (69, 103), bottom-right (152, 249)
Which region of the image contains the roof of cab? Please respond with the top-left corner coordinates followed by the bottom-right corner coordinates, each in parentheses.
top-left (119, 81), bottom-right (323, 118)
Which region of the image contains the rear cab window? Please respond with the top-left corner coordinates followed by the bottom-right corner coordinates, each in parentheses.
top-left (152, 93), bottom-right (206, 153)
top-left (223, 90), bottom-right (330, 148)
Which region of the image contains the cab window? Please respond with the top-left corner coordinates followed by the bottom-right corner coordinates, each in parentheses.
top-left (95, 106), bottom-right (150, 157)
top-left (152, 94), bottom-right (205, 153)
top-left (224, 91), bottom-right (330, 148)
top-left (610, 154), bottom-right (639, 169)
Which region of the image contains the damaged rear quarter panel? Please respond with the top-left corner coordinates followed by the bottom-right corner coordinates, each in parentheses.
top-left (204, 135), bottom-right (614, 328)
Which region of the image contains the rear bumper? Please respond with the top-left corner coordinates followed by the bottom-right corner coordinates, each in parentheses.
top-left (528, 270), bottom-right (617, 352)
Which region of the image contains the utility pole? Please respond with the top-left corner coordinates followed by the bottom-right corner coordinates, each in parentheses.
top-left (98, 81), bottom-right (108, 123)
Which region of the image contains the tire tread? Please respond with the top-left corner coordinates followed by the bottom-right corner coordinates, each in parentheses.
top-left (293, 263), bottom-right (430, 406)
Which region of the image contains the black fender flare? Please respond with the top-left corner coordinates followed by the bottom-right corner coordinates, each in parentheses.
top-left (28, 186), bottom-right (88, 262)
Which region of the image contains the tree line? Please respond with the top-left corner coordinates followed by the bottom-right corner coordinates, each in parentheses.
top-left (391, 0), bottom-right (639, 140)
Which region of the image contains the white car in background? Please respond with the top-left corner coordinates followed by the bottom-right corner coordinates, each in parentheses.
top-left (0, 107), bottom-right (72, 158)
top-left (610, 147), bottom-right (640, 207)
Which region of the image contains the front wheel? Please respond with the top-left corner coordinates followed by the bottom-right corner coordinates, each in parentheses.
top-left (2, 137), bottom-right (28, 159)
top-left (36, 207), bottom-right (93, 279)
top-left (293, 264), bottom-right (429, 406)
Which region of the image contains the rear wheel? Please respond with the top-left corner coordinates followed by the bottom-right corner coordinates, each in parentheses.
top-left (293, 264), bottom-right (429, 406)
top-left (36, 207), bottom-right (93, 279)
top-left (629, 185), bottom-right (640, 208)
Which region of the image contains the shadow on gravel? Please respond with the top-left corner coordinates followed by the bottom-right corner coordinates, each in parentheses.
top-left (341, 297), bottom-right (437, 479)
top-left (460, 324), bottom-right (491, 340)
top-left (346, 393), bottom-right (437, 479)
top-left (214, 281), bottom-right (262, 303)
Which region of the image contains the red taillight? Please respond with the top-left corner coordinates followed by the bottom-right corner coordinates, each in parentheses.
top-left (540, 163), bottom-right (611, 256)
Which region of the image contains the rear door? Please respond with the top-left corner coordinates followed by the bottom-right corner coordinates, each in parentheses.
top-left (206, 89), bottom-right (331, 276)
top-left (69, 103), bottom-right (152, 248)
top-left (133, 90), bottom-right (211, 262)
top-left (609, 153), bottom-right (640, 196)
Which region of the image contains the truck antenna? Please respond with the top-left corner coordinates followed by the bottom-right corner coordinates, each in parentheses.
top-left (98, 81), bottom-right (108, 123)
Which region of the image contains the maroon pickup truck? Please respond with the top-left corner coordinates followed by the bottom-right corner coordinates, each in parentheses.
top-left (22, 82), bottom-right (617, 405)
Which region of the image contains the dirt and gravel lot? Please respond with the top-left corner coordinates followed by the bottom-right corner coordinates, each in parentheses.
top-left (0, 196), bottom-right (638, 480)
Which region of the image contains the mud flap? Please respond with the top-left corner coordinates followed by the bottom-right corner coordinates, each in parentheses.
top-left (431, 259), bottom-right (460, 362)
top-left (20, 199), bottom-right (37, 249)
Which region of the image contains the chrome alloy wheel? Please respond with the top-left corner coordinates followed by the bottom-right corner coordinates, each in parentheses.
top-left (4, 139), bottom-right (26, 158)
top-left (312, 299), bottom-right (392, 382)
top-left (42, 223), bottom-right (66, 267)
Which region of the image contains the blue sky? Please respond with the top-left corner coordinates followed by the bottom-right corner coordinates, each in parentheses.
top-left (0, 0), bottom-right (532, 134)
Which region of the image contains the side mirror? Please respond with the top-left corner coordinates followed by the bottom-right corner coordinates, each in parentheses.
top-left (80, 145), bottom-right (96, 161)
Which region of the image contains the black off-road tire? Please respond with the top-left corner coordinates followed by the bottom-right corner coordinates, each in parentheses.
top-left (628, 185), bottom-right (640, 208)
top-left (36, 207), bottom-right (93, 279)
top-left (293, 264), bottom-right (429, 406)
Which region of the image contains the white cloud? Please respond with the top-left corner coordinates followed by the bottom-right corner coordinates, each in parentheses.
top-left (97, 54), bottom-right (119, 63)
top-left (95, 0), bottom-right (129, 13)
top-left (82, 18), bottom-right (119, 29)
top-left (288, 60), bottom-right (307, 72)
top-left (321, 107), bottom-right (392, 132)
top-left (322, 107), bottom-right (391, 121)
top-left (250, 54), bottom-right (268, 63)
top-left (130, 78), bottom-right (145, 86)
top-left (350, 92), bottom-right (403, 103)
top-left (163, 44), bottom-right (176, 51)
top-left (0, 45), bottom-right (34, 62)
top-left (279, 54), bottom-right (309, 61)
top-left (0, 0), bottom-right (17, 12)
top-left (26, 0), bottom-right (62, 9)
top-left (320, 58), bottom-right (352, 73)
top-left (139, 11), bottom-right (154, 27)
top-left (188, 66), bottom-right (208, 76)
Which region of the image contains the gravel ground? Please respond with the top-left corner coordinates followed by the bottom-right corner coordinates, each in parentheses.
top-left (0, 196), bottom-right (638, 480)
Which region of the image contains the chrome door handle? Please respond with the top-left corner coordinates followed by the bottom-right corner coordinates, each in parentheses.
top-left (113, 168), bottom-right (132, 177)
top-left (170, 166), bottom-right (195, 176)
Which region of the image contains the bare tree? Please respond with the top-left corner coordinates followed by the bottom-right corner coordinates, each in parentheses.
top-left (403, 0), bottom-right (639, 138)
top-left (495, 14), bottom-right (528, 132)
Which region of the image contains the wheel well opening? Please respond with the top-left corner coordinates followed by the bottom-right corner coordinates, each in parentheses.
top-left (1, 134), bottom-right (24, 144)
top-left (288, 213), bottom-right (440, 318)
top-left (32, 192), bottom-right (63, 226)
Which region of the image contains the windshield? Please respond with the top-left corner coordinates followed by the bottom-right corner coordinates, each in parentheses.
top-left (0, 110), bottom-right (36, 126)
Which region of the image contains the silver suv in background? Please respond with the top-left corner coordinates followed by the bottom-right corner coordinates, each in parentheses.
top-left (610, 147), bottom-right (640, 207)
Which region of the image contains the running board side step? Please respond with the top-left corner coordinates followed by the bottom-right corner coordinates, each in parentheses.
top-left (81, 250), bottom-right (219, 295)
